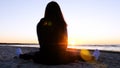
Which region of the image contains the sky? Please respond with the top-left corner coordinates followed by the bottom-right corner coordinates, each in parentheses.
top-left (0, 0), bottom-right (120, 45)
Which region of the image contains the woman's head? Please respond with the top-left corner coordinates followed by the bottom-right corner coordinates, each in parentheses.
top-left (44, 1), bottom-right (65, 24)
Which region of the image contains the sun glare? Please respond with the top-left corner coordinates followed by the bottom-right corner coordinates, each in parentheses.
top-left (69, 40), bottom-right (75, 45)
top-left (80, 49), bottom-right (95, 62)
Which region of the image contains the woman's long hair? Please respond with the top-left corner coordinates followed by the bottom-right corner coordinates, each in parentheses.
top-left (44, 1), bottom-right (67, 27)
top-left (37, 1), bottom-right (68, 51)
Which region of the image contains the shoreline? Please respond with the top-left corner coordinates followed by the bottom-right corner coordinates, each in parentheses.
top-left (1, 42), bottom-right (120, 52)
top-left (0, 45), bottom-right (120, 53)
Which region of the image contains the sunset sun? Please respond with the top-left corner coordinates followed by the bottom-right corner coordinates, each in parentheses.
top-left (69, 40), bottom-right (76, 45)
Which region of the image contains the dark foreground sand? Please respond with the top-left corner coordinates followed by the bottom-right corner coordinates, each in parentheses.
top-left (0, 46), bottom-right (120, 68)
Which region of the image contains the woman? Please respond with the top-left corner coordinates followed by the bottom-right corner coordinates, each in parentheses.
top-left (36, 1), bottom-right (68, 64)
top-left (37, 1), bottom-right (68, 53)
top-left (19, 1), bottom-right (79, 65)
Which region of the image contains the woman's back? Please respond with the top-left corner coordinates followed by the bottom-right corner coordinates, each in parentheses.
top-left (37, 1), bottom-right (68, 53)
top-left (36, 1), bottom-right (68, 64)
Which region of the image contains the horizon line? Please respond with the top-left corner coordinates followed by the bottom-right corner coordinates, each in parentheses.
top-left (0, 42), bottom-right (120, 46)
top-left (0, 42), bottom-right (38, 45)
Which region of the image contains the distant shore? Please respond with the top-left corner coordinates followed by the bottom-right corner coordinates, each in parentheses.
top-left (0, 43), bottom-right (38, 45)
top-left (1, 43), bottom-right (120, 46)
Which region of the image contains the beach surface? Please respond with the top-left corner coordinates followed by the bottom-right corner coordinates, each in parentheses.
top-left (0, 45), bottom-right (120, 68)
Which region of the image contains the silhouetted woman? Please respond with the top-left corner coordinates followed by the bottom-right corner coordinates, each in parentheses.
top-left (19, 1), bottom-right (79, 65)
top-left (37, 1), bottom-right (67, 53)
top-left (36, 1), bottom-right (68, 64)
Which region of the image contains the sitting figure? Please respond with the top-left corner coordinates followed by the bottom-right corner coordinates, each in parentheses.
top-left (35, 1), bottom-right (77, 64)
top-left (19, 1), bottom-right (79, 65)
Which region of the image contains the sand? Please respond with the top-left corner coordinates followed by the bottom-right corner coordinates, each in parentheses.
top-left (0, 45), bottom-right (120, 68)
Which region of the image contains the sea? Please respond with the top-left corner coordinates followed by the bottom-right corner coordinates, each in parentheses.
top-left (1, 44), bottom-right (120, 52)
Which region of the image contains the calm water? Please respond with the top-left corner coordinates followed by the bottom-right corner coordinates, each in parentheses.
top-left (68, 45), bottom-right (120, 52)
top-left (1, 44), bottom-right (120, 52)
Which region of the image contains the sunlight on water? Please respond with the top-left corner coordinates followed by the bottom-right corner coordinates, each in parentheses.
top-left (1, 44), bottom-right (120, 52)
top-left (68, 45), bottom-right (120, 52)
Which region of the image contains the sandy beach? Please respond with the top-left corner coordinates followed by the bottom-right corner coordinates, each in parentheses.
top-left (0, 45), bottom-right (120, 68)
